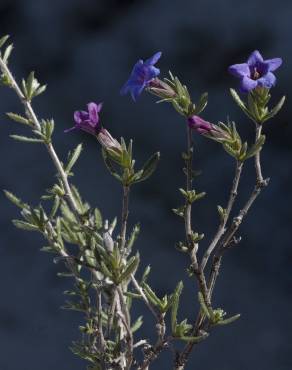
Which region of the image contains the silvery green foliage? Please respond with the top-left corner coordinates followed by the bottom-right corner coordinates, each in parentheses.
top-left (0, 36), bottom-right (285, 370)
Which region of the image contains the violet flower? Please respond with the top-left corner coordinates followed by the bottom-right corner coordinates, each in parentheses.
top-left (65, 102), bottom-right (102, 135)
top-left (120, 52), bottom-right (162, 101)
top-left (228, 50), bottom-right (282, 93)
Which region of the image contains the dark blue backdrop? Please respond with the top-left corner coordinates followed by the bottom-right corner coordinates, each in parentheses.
top-left (0, 1), bottom-right (291, 369)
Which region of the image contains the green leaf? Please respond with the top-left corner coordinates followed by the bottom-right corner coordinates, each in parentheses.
top-left (12, 219), bottom-right (39, 232)
top-left (26, 71), bottom-right (35, 100)
top-left (118, 254), bottom-right (140, 283)
top-left (171, 281), bottom-right (183, 333)
top-left (217, 205), bottom-right (226, 222)
top-left (230, 88), bottom-right (255, 122)
top-left (143, 283), bottom-right (162, 307)
top-left (216, 313), bottom-right (241, 325)
top-left (4, 190), bottom-right (29, 209)
top-left (194, 92), bottom-right (208, 115)
top-left (126, 224), bottom-right (140, 252)
top-left (244, 135), bottom-right (266, 160)
top-left (6, 112), bottom-right (30, 126)
top-left (131, 316), bottom-right (143, 333)
top-left (198, 292), bottom-right (212, 320)
top-left (65, 143), bottom-right (83, 173)
top-left (42, 119), bottom-right (55, 143)
top-left (262, 96), bottom-right (286, 122)
top-left (247, 93), bottom-right (261, 122)
top-left (141, 265), bottom-right (151, 283)
top-left (178, 332), bottom-right (209, 343)
top-left (102, 148), bottom-right (122, 182)
top-left (34, 84), bottom-right (47, 97)
top-left (100, 261), bottom-right (113, 280)
top-left (10, 135), bottom-right (43, 143)
top-left (0, 35), bottom-right (9, 49)
top-left (94, 208), bottom-right (103, 229)
top-left (40, 246), bottom-right (57, 254)
top-left (132, 152), bottom-right (160, 183)
top-left (3, 44), bottom-right (13, 64)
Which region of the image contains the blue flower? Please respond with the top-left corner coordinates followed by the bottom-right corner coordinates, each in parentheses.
top-left (120, 52), bottom-right (162, 101)
top-left (228, 50), bottom-right (282, 93)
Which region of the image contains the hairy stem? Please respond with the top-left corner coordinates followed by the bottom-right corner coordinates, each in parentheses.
top-left (255, 124), bottom-right (264, 184)
top-left (0, 57), bottom-right (80, 216)
top-left (208, 174), bottom-right (269, 299)
top-left (201, 160), bottom-right (243, 271)
top-left (184, 125), bottom-right (194, 245)
top-left (120, 185), bottom-right (130, 251)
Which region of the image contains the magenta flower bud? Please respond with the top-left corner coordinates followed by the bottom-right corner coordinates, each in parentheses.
top-left (187, 115), bottom-right (213, 134)
top-left (97, 128), bottom-right (122, 153)
top-left (188, 115), bottom-right (230, 142)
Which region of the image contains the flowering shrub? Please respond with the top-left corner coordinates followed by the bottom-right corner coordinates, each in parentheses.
top-left (0, 35), bottom-right (286, 370)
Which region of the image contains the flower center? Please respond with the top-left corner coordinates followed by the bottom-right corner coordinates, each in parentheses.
top-left (251, 67), bottom-right (261, 80)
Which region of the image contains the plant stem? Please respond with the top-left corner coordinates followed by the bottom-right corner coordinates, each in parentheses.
top-left (0, 57), bottom-right (80, 216)
top-left (184, 125), bottom-right (208, 298)
top-left (120, 185), bottom-right (130, 251)
top-left (255, 124), bottom-right (264, 184)
top-left (201, 160), bottom-right (243, 271)
top-left (208, 173), bottom-right (269, 299)
top-left (184, 125), bottom-right (194, 246)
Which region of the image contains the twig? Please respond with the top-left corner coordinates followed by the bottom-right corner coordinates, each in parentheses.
top-left (255, 124), bottom-right (264, 184)
top-left (130, 274), bottom-right (158, 320)
top-left (201, 160), bottom-right (243, 271)
top-left (137, 314), bottom-right (168, 370)
top-left (208, 175), bottom-right (269, 299)
top-left (120, 185), bottom-right (130, 251)
top-left (0, 57), bottom-right (80, 216)
top-left (184, 125), bottom-right (195, 247)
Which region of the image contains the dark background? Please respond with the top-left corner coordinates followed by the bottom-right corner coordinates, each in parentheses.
top-left (0, 1), bottom-right (291, 369)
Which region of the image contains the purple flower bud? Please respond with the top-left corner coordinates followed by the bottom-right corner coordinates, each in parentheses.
top-left (228, 50), bottom-right (282, 93)
top-left (120, 52), bottom-right (162, 101)
top-left (65, 102), bottom-right (102, 135)
top-left (97, 128), bottom-right (122, 153)
top-left (188, 115), bottom-right (213, 134)
top-left (188, 115), bottom-right (230, 142)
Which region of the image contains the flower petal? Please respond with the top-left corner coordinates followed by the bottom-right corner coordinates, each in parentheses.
top-left (144, 66), bottom-right (160, 81)
top-left (247, 50), bottom-right (263, 66)
top-left (264, 57), bottom-right (282, 72)
top-left (257, 72), bottom-right (276, 88)
top-left (228, 63), bottom-right (250, 78)
top-left (74, 110), bottom-right (88, 124)
top-left (144, 52), bottom-right (162, 66)
top-left (131, 84), bottom-right (145, 102)
top-left (87, 102), bottom-right (100, 124)
top-left (240, 76), bottom-right (258, 92)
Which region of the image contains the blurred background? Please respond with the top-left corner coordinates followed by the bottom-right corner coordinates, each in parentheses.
top-left (0, 0), bottom-right (291, 369)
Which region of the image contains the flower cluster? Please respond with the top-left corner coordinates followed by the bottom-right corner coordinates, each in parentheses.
top-left (0, 32), bottom-right (286, 370)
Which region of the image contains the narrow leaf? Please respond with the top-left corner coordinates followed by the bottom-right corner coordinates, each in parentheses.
top-left (6, 112), bottom-right (30, 126)
top-left (66, 144), bottom-right (83, 173)
top-left (10, 135), bottom-right (43, 143)
top-left (0, 35), bottom-right (9, 49)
